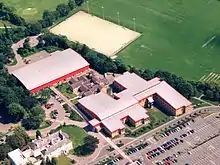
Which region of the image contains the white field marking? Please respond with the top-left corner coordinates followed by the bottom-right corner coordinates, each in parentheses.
top-left (209, 160), bottom-right (216, 165)
top-left (208, 145), bottom-right (215, 151)
top-left (184, 126), bottom-right (191, 131)
top-left (209, 74), bottom-right (220, 82)
top-left (203, 72), bottom-right (213, 81)
top-left (194, 136), bottom-right (201, 141)
top-left (202, 73), bottom-right (211, 81)
top-left (202, 36), bottom-right (216, 48)
top-left (147, 137), bottom-right (156, 144)
top-left (0, 26), bottom-right (12, 29)
top-left (199, 75), bottom-right (206, 81)
top-left (216, 75), bottom-right (220, 81)
top-left (207, 73), bottom-right (218, 82)
top-left (119, 0), bottom-right (182, 23)
top-left (185, 140), bottom-right (193, 147)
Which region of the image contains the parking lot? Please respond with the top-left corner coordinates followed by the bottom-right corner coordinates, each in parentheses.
top-left (120, 112), bottom-right (220, 165)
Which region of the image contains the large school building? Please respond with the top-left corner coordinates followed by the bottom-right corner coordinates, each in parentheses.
top-left (12, 49), bottom-right (89, 93)
top-left (77, 72), bottom-right (192, 137)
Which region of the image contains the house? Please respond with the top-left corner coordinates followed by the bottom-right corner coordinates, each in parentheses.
top-left (8, 131), bottom-right (73, 165)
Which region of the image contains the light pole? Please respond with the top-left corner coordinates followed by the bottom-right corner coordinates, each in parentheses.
top-left (87, 1), bottom-right (90, 13)
top-left (101, 6), bottom-right (105, 19)
top-left (117, 12), bottom-right (120, 25)
top-left (133, 17), bottom-right (136, 31)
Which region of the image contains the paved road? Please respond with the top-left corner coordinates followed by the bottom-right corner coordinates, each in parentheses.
top-left (50, 86), bottom-right (90, 121)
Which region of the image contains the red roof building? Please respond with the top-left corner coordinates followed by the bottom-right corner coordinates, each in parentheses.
top-left (12, 49), bottom-right (89, 93)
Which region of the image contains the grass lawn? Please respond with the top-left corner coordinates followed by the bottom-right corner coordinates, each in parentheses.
top-left (82, 0), bottom-right (220, 80)
top-left (126, 108), bottom-right (173, 137)
top-left (57, 156), bottom-right (72, 165)
top-left (61, 125), bottom-right (88, 148)
top-left (2, 0), bottom-right (68, 21)
top-left (69, 111), bottom-right (83, 121)
top-left (56, 83), bottom-right (77, 99)
top-left (39, 120), bottom-right (52, 129)
top-left (190, 98), bottom-right (210, 108)
top-left (148, 108), bottom-right (173, 124)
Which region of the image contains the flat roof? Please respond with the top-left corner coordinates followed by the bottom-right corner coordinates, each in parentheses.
top-left (8, 149), bottom-right (27, 165)
top-left (78, 92), bottom-right (138, 120)
top-left (12, 49), bottom-right (89, 90)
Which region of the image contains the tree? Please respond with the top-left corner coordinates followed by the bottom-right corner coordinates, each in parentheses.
top-left (51, 158), bottom-right (57, 165)
top-left (56, 4), bottom-right (70, 17)
top-left (7, 103), bottom-right (25, 122)
top-left (75, 0), bottom-right (84, 6)
top-left (6, 127), bottom-right (30, 149)
top-left (42, 10), bottom-right (55, 27)
top-left (26, 22), bottom-right (42, 36)
top-left (205, 89), bottom-right (214, 100)
top-left (140, 69), bottom-right (154, 80)
top-left (0, 144), bottom-right (11, 160)
top-left (177, 82), bottom-right (194, 99)
top-left (22, 106), bottom-right (45, 130)
top-left (46, 157), bottom-right (51, 165)
top-left (68, 0), bottom-right (75, 9)
top-left (31, 106), bottom-right (45, 122)
top-left (84, 135), bottom-right (99, 145)
top-left (36, 130), bottom-right (42, 139)
top-left (74, 135), bottom-right (99, 156)
top-left (114, 59), bottom-right (127, 74)
top-left (23, 38), bottom-right (31, 49)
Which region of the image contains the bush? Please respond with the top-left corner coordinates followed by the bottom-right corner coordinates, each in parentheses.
top-left (69, 111), bottom-right (83, 121)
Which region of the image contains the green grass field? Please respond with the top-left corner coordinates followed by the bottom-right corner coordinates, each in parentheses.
top-left (2, 0), bottom-right (68, 21)
top-left (57, 156), bottom-right (72, 165)
top-left (61, 125), bottom-right (88, 148)
top-left (82, 0), bottom-right (220, 80)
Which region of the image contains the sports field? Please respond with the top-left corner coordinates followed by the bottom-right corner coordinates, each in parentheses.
top-left (50, 11), bottom-right (141, 56)
top-left (83, 0), bottom-right (220, 80)
top-left (2, 0), bottom-right (68, 21)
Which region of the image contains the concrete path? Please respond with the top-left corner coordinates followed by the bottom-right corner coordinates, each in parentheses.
top-left (67, 132), bottom-right (108, 165)
top-left (99, 132), bottom-right (133, 163)
top-left (193, 97), bottom-right (214, 106)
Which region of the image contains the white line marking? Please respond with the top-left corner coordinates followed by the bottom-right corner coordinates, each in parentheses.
top-left (202, 36), bottom-right (216, 48)
top-left (199, 75), bottom-right (206, 81)
top-left (209, 160), bottom-right (216, 165)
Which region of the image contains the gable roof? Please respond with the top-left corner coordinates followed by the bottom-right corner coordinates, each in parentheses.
top-left (12, 49), bottom-right (89, 90)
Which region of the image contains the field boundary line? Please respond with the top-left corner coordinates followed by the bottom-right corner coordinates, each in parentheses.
top-left (202, 36), bottom-right (216, 48)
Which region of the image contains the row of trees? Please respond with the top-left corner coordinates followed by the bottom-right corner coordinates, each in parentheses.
top-left (36, 33), bottom-right (220, 103)
top-left (40, 0), bottom-right (84, 28)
